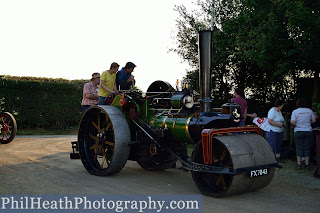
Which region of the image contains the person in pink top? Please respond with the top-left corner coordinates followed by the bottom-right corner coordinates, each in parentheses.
top-left (232, 88), bottom-right (247, 126)
top-left (81, 73), bottom-right (100, 114)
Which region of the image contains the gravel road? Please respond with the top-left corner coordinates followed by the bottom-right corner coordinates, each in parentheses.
top-left (0, 136), bottom-right (320, 213)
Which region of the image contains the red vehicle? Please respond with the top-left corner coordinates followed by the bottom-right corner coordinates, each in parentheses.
top-left (0, 112), bottom-right (17, 144)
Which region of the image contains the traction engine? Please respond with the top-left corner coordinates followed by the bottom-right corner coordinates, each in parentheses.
top-left (71, 31), bottom-right (280, 197)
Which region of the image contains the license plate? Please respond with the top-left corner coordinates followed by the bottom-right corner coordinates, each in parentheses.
top-left (250, 168), bottom-right (268, 177)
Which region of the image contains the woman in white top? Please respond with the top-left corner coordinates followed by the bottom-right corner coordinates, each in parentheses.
top-left (290, 98), bottom-right (316, 170)
top-left (267, 99), bottom-right (285, 163)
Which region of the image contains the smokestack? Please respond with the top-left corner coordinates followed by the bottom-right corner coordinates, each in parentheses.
top-left (198, 30), bottom-right (212, 112)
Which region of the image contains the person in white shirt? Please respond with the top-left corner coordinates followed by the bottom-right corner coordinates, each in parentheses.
top-left (290, 98), bottom-right (316, 170)
top-left (267, 99), bottom-right (285, 163)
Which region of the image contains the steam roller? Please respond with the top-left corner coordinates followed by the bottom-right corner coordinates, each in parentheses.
top-left (71, 30), bottom-right (281, 197)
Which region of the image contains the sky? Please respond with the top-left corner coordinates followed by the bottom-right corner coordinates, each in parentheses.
top-left (0, 0), bottom-right (198, 92)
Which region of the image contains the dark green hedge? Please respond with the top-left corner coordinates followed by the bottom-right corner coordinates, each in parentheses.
top-left (0, 75), bottom-right (87, 130)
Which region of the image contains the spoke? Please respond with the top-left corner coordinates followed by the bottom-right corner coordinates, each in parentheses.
top-left (89, 133), bottom-right (99, 146)
top-left (89, 133), bottom-right (96, 140)
top-left (106, 115), bottom-right (111, 125)
top-left (216, 175), bottom-right (222, 185)
top-left (97, 114), bottom-right (101, 132)
top-left (220, 149), bottom-right (227, 160)
top-left (3, 132), bottom-right (8, 140)
top-left (216, 174), bottom-right (221, 184)
top-left (92, 122), bottom-right (99, 130)
top-left (90, 144), bottom-right (96, 150)
top-left (2, 129), bottom-right (11, 134)
top-left (89, 133), bottom-right (98, 140)
top-left (90, 144), bottom-right (97, 152)
top-left (90, 144), bottom-right (100, 160)
top-left (221, 176), bottom-right (226, 189)
top-left (212, 148), bottom-right (218, 162)
top-left (105, 122), bottom-right (111, 132)
top-left (100, 155), bottom-right (106, 168)
top-left (216, 174), bottom-right (227, 189)
top-left (105, 147), bottom-right (111, 166)
top-left (100, 147), bottom-right (111, 168)
top-left (105, 141), bottom-right (115, 146)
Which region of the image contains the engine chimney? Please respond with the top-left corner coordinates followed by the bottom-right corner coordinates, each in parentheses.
top-left (198, 30), bottom-right (212, 112)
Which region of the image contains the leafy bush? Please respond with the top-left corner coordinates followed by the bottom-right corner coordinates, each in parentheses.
top-left (0, 75), bottom-right (87, 130)
top-left (313, 102), bottom-right (320, 114)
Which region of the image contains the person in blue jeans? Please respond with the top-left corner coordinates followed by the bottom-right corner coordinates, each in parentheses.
top-left (267, 99), bottom-right (285, 163)
top-left (290, 98), bottom-right (316, 170)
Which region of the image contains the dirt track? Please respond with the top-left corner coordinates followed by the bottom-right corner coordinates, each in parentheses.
top-left (0, 136), bottom-right (320, 213)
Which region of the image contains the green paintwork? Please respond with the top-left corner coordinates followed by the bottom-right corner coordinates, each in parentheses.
top-left (111, 93), bottom-right (194, 143)
top-left (148, 114), bottom-right (194, 143)
top-left (139, 99), bottom-right (150, 122)
top-left (171, 94), bottom-right (184, 108)
top-left (110, 95), bottom-right (122, 110)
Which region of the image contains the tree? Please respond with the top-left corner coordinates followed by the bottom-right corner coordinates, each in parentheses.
top-left (280, 0), bottom-right (320, 105)
top-left (172, 0), bottom-right (320, 114)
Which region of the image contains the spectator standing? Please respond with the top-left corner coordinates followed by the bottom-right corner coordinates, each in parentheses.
top-left (290, 98), bottom-right (316, 170)
top-left (116, 62), bottom-right (136, 90)
top-left (312, 111), bottom-right (320, 128)
top-left (98, 62), bottom-right (120, 105)
top-left (267, 99), bottom-right (285, 163)
top-left (81, 73), bottom-right (100, 114)
top-left (232, 88), bottom-right (247, 126)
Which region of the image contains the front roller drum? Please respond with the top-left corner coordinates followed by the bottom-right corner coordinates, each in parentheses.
top-left (192, 134), bottom-right (276, 197)
top-left (78, 105), bottom-right (131, 176)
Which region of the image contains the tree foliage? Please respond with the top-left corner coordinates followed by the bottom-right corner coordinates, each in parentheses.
top-left (172, 0), bottom-right (320, 114)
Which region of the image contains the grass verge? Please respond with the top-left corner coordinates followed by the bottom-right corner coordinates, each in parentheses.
top-left (277, 157), bottom-right (318, 176)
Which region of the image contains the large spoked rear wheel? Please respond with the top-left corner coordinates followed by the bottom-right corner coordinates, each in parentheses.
top-left (191, 140), bottom-right (233, 197)
top-left (78, 106), bottom-right (130, 176)
top-left (0, 112), bottom-right (17, 144)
